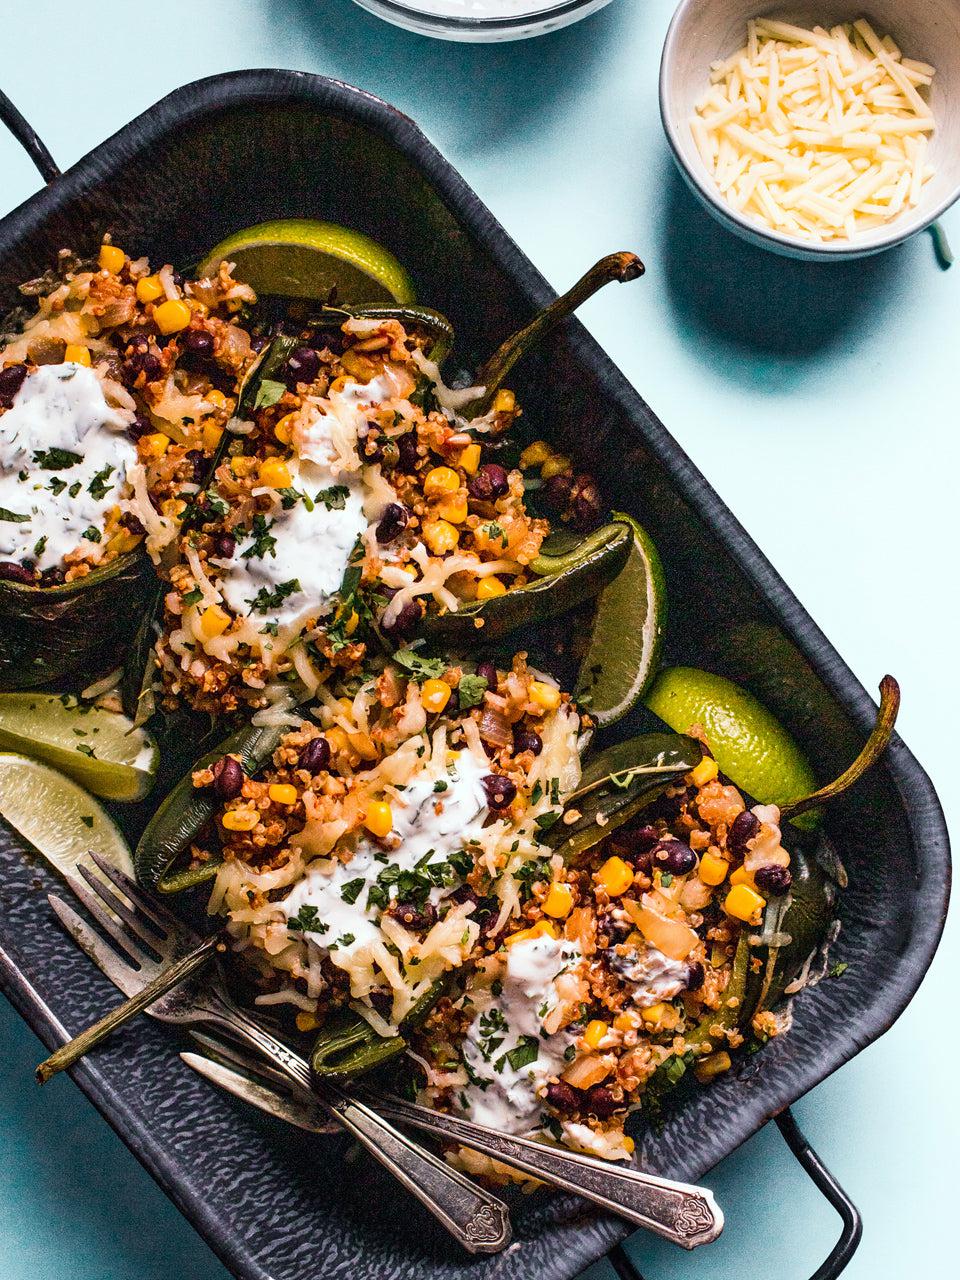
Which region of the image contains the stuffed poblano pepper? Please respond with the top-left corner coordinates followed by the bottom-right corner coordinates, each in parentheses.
top-left (0, 241), bottom-right (260, 689)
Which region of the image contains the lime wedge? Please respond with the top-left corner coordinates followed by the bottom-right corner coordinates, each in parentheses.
top-left (644, 666), bottom-right (817, 820)
top-left (0, 752), bottom-right (133, 880)
top-left (0, 693), bottom-right (158, 802)
top-left (574, 513), bottom-right (666, 727)
top-left (199, 219), bottom-right (414, 304)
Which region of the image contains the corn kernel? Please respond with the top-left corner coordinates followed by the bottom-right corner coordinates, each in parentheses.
top-left (724, 883), bottom-right (767, 923)
top-left (200, 604), bottom-right (230, 638)
top-left (154, 298), bottom-right (192, 335)
top-left (139, 432), bottom-right (170, 459)
top-left (423, 519), bottom-right (459, 555)
top-left (258, 457), bottom-right (292, 489)
top-left (583, 1020), bottom-right (609, 1050)
top-left (436, 495), bottom-right (468, 524)
top-left (364, 800), bottom-right (393, 838)
top-left (268, 783), bottom-right (298, 806)
top-left (520, 440), bottom-right (551, 468)
top-left (201, 421), bottom-right (224, 452)
top-left (98, 243), bottom-right (125, 273)
top-left (690, 756), bottom-right (719, 787)
top-left (348, 731), bottom-right (379, 762)
top-left (641, 1002), bottom-right (668, 1024)
top-left (136, 274), bottom-right (165, 304)
top-left (326, 727), bottom-right (349, 756)
top-left (694, 1050), bottom-right (732, 1083)
top-left (221, 808), bottom-right (258, 832)
top-left (492, 388), bottom-right (515, 414)
top-left (542, 882), bottom-right (575, 919)
top-left (506, 919), bottom-right (558, 946)
top-left (529, 680), bottom-right (561, 712)
top-left (622, 1135), bottom-right (635, 1155)
top-left (344, 610), bottom-right (360, 636)
top-left (598, 855), bottom-right (634, 897)
top-left (64, 344), bottom-right (91, 367)
top-left (295, 1012), bottom-right (320, 1032)
top-left (274, 412), bottom-right (298, 444)
top-left (698, 851), bottom-right (728, 886)
top-left (476, 575), bottom-right (507, 601)
top-left (421, 678), bottom-right (452, 714)
top-left (160, 498), bottom-right (185, 520)
top-left (541, 454), bottom-right (571, 480)
top-left (229, 455), bottom-right (258, 477)
top-left (729, 865), bottom-right (755, 888)
top-left (459, 443), bottom-right (481, 474)
top-left (106, 529), bottom-right (141, 555)
top-left (613, 1011), bottom-right (639, 1033)
top-left (424, 466), bottom-right (460, 496)
top-left (207, 389), bottom-right (228, 409)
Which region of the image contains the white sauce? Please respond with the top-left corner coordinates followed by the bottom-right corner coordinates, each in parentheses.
top-left (460, 934), bottom-right (582, 1135)
top-left (0, 364), bottom-right (135, 572)
top-left (217, 377), bottom-right (395, 630)
top-left (611, 944), bottom-right (690, 1009)
top-left (280, 750), bottom-right (489, 966)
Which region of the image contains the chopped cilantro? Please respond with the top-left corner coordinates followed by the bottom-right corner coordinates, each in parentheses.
top-left (340, 878), bottom-right (366, 905)
top-left (329, 932), bottom-right (356, 951)
top-left (240, 514), bottom-right (277, 560)
top-left (81, 526), bottom-right (102, 543)
top-left (0, 507), bottom-right (30, 523)
top-left (246, 578), bottom-right (301, 613)
top-left (314, 485), bottom-right (350, 511)
top-left (534, 810), bottom-right (561, 833)
top-left (502, 1035), bottom-right (539, 1072)
top-left (433, 780), bottom-right (449, 793)
top-left (288, 904), bottom-right (329, 934)
top-left (254, 378), bottom-right (286, 409)
top-left (33, 447), bottom-right (81, 470)
top-left (87, 465), bottom-right (115, 500)
top-left (80, 815), bottom-right (94, 829)
top-left (392, 648), bottom-right (445, 681)
top-left (33, 535), bottom-right (47, 558)
top-left (529, 781), bottom-right (543, 805)
top-left (181, 587), bottom-right (203, 608)
top-left (68, 481), bottom-right (82, 498)
top-left (47, 477), bottom-right (66, 496)
top-left (457, 674), bottom-right (488, 709)
top-left (76, 743), bottom-right (96, 758)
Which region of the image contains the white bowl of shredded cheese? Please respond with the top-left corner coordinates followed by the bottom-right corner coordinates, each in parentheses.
top-left (660, 1), bottom-right (960, 257)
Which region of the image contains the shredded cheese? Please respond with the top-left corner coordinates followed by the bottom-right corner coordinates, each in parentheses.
top-left (692, 17), bottom-right (936, 242)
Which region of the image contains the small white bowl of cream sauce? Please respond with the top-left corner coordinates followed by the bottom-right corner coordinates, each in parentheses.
top-left (351, 0), bottom-right (616, 42)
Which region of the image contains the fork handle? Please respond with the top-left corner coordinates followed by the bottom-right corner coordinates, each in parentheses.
top-left (202, 1002), bottom-right (510, 1254)
top-left (368, 1094), bottom-right (723, 1250)
top-left (36, 934), bottom-right (222, 1084)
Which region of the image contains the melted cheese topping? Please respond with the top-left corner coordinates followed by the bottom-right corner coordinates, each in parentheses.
top-left (692, 18), bottom-right (936, 242)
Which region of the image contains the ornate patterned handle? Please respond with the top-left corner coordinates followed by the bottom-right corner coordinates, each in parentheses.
top-left (370, 1094), bottom-right (723, 1249)
top-left (200, 998), bottom-right (511, 1254)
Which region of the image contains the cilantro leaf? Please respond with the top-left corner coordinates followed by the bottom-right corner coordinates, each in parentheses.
top-left (0, 507), bottom-right (30, 523)
top-left (246, 578), bottom-right (301, 613)
top-left (392, 648), bottom-right (445, 681)
top-left (457, 674), bottom-right (488, 709)
top-left (254, 378), bottom-right (286, 410)
top-left (314, 485), bottom-right (349, 511)
top-left (340, 878), bottom-right (366, 905)
top-left (240, 514), bottom-right (277, 560)
top-left (33, 447), bottom-right (81, 470)
top-left (87, 465), bottom-right (115, 501)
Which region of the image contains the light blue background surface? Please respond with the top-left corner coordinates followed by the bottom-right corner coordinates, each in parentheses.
top-left (1, 1), bottom-right (956, 1277)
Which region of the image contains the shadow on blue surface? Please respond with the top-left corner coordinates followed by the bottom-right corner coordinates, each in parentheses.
top-left (282, 0), bottom-right (633, 152)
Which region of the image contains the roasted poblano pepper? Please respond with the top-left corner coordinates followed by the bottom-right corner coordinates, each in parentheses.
top-left (311, 979), bottom-right (449, 1080)
top-left (0, 551), bottom-right (155, 691)
top-left (134, 722), bottom-right (284, 891)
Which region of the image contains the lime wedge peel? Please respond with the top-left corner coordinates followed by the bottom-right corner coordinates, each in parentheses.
top-left (574, 512), bottom-right (666, 728)
top-left (199, 219), bottom-right (415, 305)
top-left (0, 692), bottom-right (158, 802)
top-left (644, 666), bottom-right (818, 823)
top-left (0, 752), bottom-right (134, 882)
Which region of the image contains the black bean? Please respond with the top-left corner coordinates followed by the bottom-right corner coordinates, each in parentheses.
top-left (381, 598), bottom-right (423, 641)
top-left (390, 900), bottom-right (437, 932)
top-left (542, 471), bottom-right (574, 509)
top-left (0, 561), bottom-right (37, 584)
top-left (211, 755), bottom-right (244, 801)
top-left (298, 736), bottom-right (331, 774)
top-left (482, 774), bottom-right (517, 809)
top-left (729, 810), bottom-right (760, 856)
top-left (597, 911), bottom-right (632, 946)
top-left (183, 328), bottom-right (214, 357)
top-left (211, 532), bottom-right (236, 559)
top-left (285, 345), bottom-right (320, 388)
top-left (359, 430), bottom-right (384, 463)
top-left (569, 473), bottom-right (603, 530)
top-left (122, 337), bottom-right (162, 384)
top-left (127, 413), bottom-right (152, 441)
top-left (685, 961), bottom-right (705, 992)
top-left (513, 727), bottom-right (542, 756)
top-left (0, 362), bottom-right (27, 407)
top-left (654, 839), bottom-right (697, 876)
top-left (119, 512), bottom-right (146, 536)
top-left (467, 463), bottom-right (509, 501)
top-left (396, 431), bottom-right (419, 472)
top-left (754, 865), bottom-right (792, 896)
top-left (545, 1081), bottom-right (581, 1114)
top-left (369, 989), bottom-right (393, 1018)
top-left (185, 449), bottom-right (206, 483)
top-left (310, 329), bottom-right (344, 356)
top-left (376, 502), bottom-right (408, 544)
top-left (584, 1085), bottom-right (620, 1119)
top-left (475, 660), bottom-right (498, 691)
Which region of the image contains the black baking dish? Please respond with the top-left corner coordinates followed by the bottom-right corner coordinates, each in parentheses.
top-left (0, 71), bottom-right (950, 1280)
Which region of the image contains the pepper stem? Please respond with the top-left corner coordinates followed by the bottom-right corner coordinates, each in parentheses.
top-left (469, 252), bottom-right (644, 414)
top-left (779, 676), bottom-right (900, 820)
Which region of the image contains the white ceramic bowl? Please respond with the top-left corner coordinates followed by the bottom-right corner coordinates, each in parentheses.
top-left (351, 0), bottom-right (615, 42)
top-left (659, 0), bottom-right (960, 258)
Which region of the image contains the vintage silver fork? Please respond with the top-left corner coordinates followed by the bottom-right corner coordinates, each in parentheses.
top-left (44, 852), bottom-right (511, 1255)
top-left (48, 853), bottom-right (722, 1249)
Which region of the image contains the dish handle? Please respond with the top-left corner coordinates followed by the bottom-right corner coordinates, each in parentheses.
top-left (0, 89), bottom-right (61, 183)
top-left (607, 1109), bottom-right (862, 1280)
